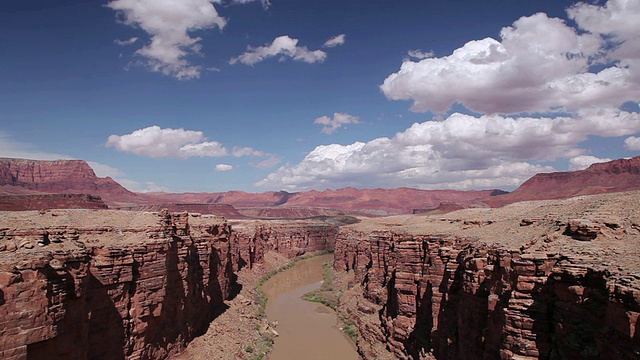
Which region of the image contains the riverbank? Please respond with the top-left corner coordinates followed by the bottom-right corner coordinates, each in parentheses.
top-left (262, 254), bottom-right (359, 360)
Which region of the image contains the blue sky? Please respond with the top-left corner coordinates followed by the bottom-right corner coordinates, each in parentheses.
top-left (1, 0), bottom-right (639, 193)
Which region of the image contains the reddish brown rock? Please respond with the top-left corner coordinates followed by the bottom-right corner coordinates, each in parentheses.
top-left (483, 156), bottom-right (640, 207)
top-left (0, 210), bottom-right (234, 360)
top-left (333, 191), bottom-right (640, 360)
top-left (0, 194), bottom-right (107, 211)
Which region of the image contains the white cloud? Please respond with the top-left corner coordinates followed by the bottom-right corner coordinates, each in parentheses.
top-left (323, 34), bottom-right (346, 48)
top-left (407, 49), bottom-right (434, 60)
top-left (232, 146), bottom-right (265, 157)
top-left (568, 155), bottom-right (613, 171)
top-left (624, 136), bottom-right (640, 150)
top-left (569, 0), bottom-right (640, 62)
top-left (105, 126), bottom-right (272, 161)
top-left (251, 155), bottom-right (281, 169)
top-left (314, 113), bottom-right (361, 134)
top-left (229, 0), bottom-right (271, 9)
top-left (258, 110), bottom-right (640, 191)
top-left (380, 10), bottom-right (640, 114)
top-left (107, 0), bottom-right (226, 80)
top-left (114, 37), bottom-right (138, 46)
top-left (230, 35), bottom-right (327, 65)
top-left (215, 163), bottom-right (233, 171)
top-left (106, 126), bottom-right (226, 158)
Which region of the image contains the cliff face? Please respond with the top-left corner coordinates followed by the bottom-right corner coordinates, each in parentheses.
top-left (0, 210), bottom-right (234, 360)
top-left (0, 194), bottom-right (108, 211)
top-left (0, 210), bottom-right (339, 360)
top-left (0, 158), bottom-right (140, 207)
top-left (231, 220), bottom-right (338, 270)
top-left (334, 192), bottom-right (640, 360)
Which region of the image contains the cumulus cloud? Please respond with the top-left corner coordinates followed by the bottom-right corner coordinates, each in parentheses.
top-left (258, 109), bottom-right (640, 191)
top-left (107, 0), bottom-right (226, 80)
top-left (314, 113), bottom-right (361, 134)
top-left (567, 0), bottom-right (640, 59)
top-left (323, 34), bottom-right (346, 48)
top-left (624, 136), bottom-right (640, 150)
top-left (105, 126), bottom-right (267, 159)
top-left (230, 35), bottom-right (327, 65)
top-left (407, 49), bottom-right (434, 60)
top-left (568, 155), bottom-right (613, 171)
top-left (381, 9), bottom-right (640, 114)
top-left (215, 164), bottom-right (233, 171)
top-left (114, 37), bottom-right (138, 46)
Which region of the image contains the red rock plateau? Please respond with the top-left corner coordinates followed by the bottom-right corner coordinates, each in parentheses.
top-left (0, 158), bottom-right (142, 208)
top-left (0, 209), bottom-right (338, 359)
top-left (333, 191), bottom-right (640, 359)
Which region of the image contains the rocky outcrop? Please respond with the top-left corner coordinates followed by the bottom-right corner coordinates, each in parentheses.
top-left (0, 194), bottom-right (108, 211)
top-left (0, 210), bottom-right (233, 360)
top-left (333, 192), bottom-right (640, 360)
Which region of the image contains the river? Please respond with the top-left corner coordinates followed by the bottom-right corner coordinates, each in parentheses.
top-left (261, 254), bottom-right (360, 360)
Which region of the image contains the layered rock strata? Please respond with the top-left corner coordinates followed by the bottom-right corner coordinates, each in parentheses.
top-left (0, 194), bottom-right (108, 211)
top-left (0, 210), bottom-right (233, 360)
top-left (334, 192), bottom-right (640, 360)
top-left (0, 210), bottom-right (340, 360)
top-left (230, 219), bottom-right (338, 271)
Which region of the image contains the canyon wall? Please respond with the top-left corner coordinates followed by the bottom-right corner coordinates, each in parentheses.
top-left (0, 210), bottom-right (234, 360)
top-left (0, 194), bottom-right (108, 211)
top-left (231, 220), bottom-right (338, 271)
top-left (0, 210), bottom-right (339, 360)
top-left (333, 193), bottom-right (640, 360)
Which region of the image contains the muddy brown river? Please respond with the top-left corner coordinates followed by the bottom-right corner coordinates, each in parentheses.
top-left (262, 254), bottom-right (360, 360)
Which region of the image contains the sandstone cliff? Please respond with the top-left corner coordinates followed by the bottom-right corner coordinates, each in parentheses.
top-left (334, 191), bottom-right (640, 359)
top-left (0, 210), bottom-right (234, 360)
top-left (0, 210), bottom-right (340, 360)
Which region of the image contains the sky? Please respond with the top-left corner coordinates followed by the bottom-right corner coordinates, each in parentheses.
top-left (1, 0), bottom-right (639, 193)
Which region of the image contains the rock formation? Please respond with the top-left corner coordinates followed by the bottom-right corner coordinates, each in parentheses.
top-left (333, 191), bottom-right (640, 359)
top-left (0, 158), bottom-right (140, 207)
top-left (0, 194), bottom-right (108, 211)
top-left (231, 219), bottom-right (338, 270)
top-left (0, 210), bottom-right (338, 360)
top-left (483, 156), bottom-right (640, 207)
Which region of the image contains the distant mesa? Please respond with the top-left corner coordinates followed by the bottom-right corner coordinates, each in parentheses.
top-left (1, 156), bottom-right (639, 217)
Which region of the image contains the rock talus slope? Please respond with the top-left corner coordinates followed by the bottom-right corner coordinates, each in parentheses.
top-left (334, 191), bottom-right (640, 359)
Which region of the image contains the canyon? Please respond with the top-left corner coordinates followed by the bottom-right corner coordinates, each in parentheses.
top-left (0, 157), bottom-right (639, 359)
top-left (0, 209), bottom-right (338, 359)
top-left (0, 191), bottom-right (638, 359)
